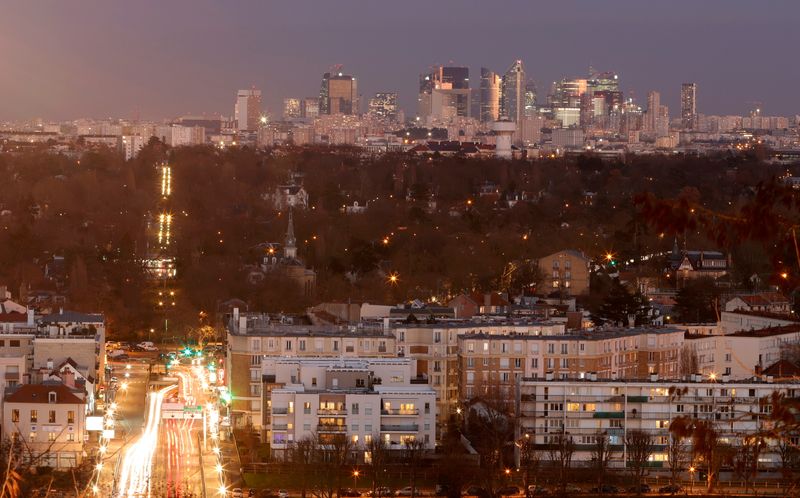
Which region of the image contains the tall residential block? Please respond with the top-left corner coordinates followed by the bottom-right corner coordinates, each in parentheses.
top-left (234, 88), bottom-right (262, 132)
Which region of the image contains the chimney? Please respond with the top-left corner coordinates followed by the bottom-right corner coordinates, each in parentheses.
top-left (233, 307), bottom-right (240, 327)
top-left (26, 308), bottom-right (34, 327)
top-left (239, 316), bottom-right (247, 335)
top-left (47, 359), bottom-right (54, 370)
top-left (627, 314), bottom-right (635, 329)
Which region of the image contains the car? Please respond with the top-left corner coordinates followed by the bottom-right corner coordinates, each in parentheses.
top-left (658, 484), bottom-right (682, 494)
top-left (564, 485), bottom-right (582, 494)
top-left (366, 487), bottom-right (392, 497)
top-left (278, 489), bottom-right (289, 498)
top-left (395, 487), bottom-right (420, 496)
top-left (497, 486), bottom-right (519, 496)
top-left (589, 485), bottom-right (618, 494)
top-left (526, 486), bottom-right (548, 496)
top-left (110, 376), bottom-right (118, 383)
top-left (248, 490), bottom-right (257, 497)
top-left (339, 488), bottom-right (361, 497)
top-left (464, 486), bottom-right (490, 498)
top-left (627, 484), bottom-right (650, 493)
top-left (231, 489), bottom-right (243, 498)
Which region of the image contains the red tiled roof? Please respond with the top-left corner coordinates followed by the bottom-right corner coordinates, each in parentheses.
top-left (0, 312), bottom-right (27, 323)
top-left (762, 359), bottom-right (800, 378)
top-left (4, 384), bottom-right (84, 404)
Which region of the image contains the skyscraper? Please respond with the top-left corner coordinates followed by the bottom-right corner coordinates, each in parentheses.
top-left (283, 98), bottom-right (301, 120)
top-left (479, 67), bottom-right (501, 122)
top-left (500, 60), bottom-right (525, 123)
top-left (646, 91), bottom-right (660, 133)
top-left (681, 83), bottom-right (697, 129)
top-left (234, 88), bottom-right (262, 132)
top-left (418, 66), bottom-right (470, 122)
top-left (302, 98), bottom-right (319, 119)
top-left (319, 71), bottom-right (358, 115)
top-left (368, 92), bottom-right (399, 122)
top-left (524, 79), bottom-right (537, 117)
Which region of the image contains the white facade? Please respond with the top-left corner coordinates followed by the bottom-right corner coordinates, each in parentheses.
top-left (262, 358), bottom-right (435, 459)
top-left (519, 376), bottom-right (800, 468)
top-left (720, 311), bottom-right (795, 335)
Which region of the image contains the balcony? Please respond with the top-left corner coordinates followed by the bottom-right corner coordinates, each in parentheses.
top-left (380, 424), bottom-right (419, 432)
top-left (272, 408), bottom-right (288, 415)
top-left (593, 412), bottom-right (624, 419)
top-left (272, 424), bottom-right (289, 431)
top-left (4, 372), bottom-right (19, 381)
top-left (317, 408), bottom-right (347, 415)
top-left (317, 424), bottom-right (347, 433)
top-left (381, 409), bottom-right (419, 416)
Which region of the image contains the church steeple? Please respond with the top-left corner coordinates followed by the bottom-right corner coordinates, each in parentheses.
top-left (284, 209), bottom-right (297, 259)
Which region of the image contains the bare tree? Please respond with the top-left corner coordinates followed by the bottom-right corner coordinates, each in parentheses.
top-left (438, 416), bottom-right (471, 498)
top-left (546, 430), bottom-right (575, 496)
top-left (665, 432), bottom-right (689, 488)
top-left (517, 434), bottom-right (540, 498)
top-left (306, 432), bottom-right (355, 498)
top-left (625, 430), bottom-right (654, 495)
top-left (290, 434), bottom-right (318, 498)
top-left (775, 436), bottom-right (800, 494)
top-left (678, 346), bottom-right (699, 377)
top-left (403, 439), bottom-right (426, 498)
top-left (365, 436), bottom-right (390, 498)
top-left (589, 431), bottom-right (613, 492)
top-left (465, 383), bottom-right (515, 498)
top-left (733, 435), bottom-right (765, 493)
top-left (670, 417), bottom-right (732, 493)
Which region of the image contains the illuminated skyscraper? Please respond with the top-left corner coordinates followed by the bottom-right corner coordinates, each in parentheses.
top-left (234, 88), bottom-right (262, 131)
top-left (479, 67), bottom-right (501, 122)
top-left (283, 98), bottom-right (301, 120)
top-left (681, 83), bottom-right (697, 129)
top-left (302, 98), bottom-right (319, 119)
top-left (418, 66), bottom-right (470, 121)
top-left (319, 71), bottom-right (359, 115)
top-left (524, 79), bottom-right (537, 117)
top-left (368, 92), bottom-right (399, 122)
top-left (500, 60), bottom-right (525, 123)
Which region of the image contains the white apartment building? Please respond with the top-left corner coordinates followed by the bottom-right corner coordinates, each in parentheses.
top-left (2, 383), bottom-right (87, 469)
top-left (262, 358), bottom-right (435, 460)
top-left (719, 310), bottom-right (796, 335)
top-left (685, 325), bottom-right (800, 379)
top-left (518, 376), bottom-right (800, 468)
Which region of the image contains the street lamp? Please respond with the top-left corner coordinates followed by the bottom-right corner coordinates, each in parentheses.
top-left (353, 469), bottom-right (360, 489)
top-left (689, 466), bottom-right (695, 492)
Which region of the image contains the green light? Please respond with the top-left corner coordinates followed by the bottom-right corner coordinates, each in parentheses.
top-left (220, 391), bottom-right (232, 405)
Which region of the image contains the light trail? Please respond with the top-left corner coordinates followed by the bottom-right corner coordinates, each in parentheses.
top-left (116, 384), bottom-right (177, 497)
top-left (161, 165), bottom-right (171, 198)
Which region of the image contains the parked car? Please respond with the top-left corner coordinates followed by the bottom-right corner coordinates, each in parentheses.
top-left (278, 489), bottom-right (289, 498)
top-left (231, 489), bottom-right (243, 498)
top-left (395, 488), bottom-right (420, 496)
top-left (497, 486), bottom-right (520, 496)
top-left (366, 487), bottom-right (392, 497)
top-left (464, 486), bottom-right (490, 498)
top-left (658, 484), bottom-right (682, 494)
top-left (138, 341), bottom-right (158, 351)
top-left (627, 484), bottom-right (650, 493)
top-left (564, 485), bottom-right (582, 494)
top-left (589, 485), bottom-right (618, 494)
top-left (526, 486), bottom-right (548, 496)
top-left (339, 489), bottom-right (361, 497)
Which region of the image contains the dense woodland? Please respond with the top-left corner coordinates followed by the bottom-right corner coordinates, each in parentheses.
top-left (0, 141), bottom-right (793, 338)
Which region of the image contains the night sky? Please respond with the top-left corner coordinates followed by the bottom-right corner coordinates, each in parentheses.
top-left (2, 0), bottom-right (797, 121)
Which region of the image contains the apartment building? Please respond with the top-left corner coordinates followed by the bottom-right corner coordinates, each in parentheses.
top-left (393, 320), bottom-right (566, 428)
top-left (517, 376), bottom-right (800, 468)
top-left (537, 249), bottom-right (591, 296)
top-left (226, 310), bottom-right (397, 428)
top-left (685, 324), bottom-right (800, 379)
top-left (458, 327), bottom-right (685, 403)
top-left (719, 310), bottom-right (797, 335)
top-left (262, 357), bottom-right (436, 460)
top-left (2, 383), bottom-right (87, 469)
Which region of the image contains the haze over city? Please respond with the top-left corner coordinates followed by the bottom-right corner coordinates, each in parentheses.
top-left (2, 0), bottom-right (800, 120)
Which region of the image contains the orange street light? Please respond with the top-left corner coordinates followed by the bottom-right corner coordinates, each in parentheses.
top-left (388, 272), bottom-right (399, 285)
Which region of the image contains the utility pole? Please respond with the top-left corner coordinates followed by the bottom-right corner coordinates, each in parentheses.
top-left (198, 432), bottom-right (207, 498)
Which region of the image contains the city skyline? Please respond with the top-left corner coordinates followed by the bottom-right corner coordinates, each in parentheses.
top-left (2, 0), bottom-right (799, 121)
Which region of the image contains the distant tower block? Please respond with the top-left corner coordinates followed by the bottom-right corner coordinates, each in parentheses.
top-left (492, 117), bottom-right (516, 159)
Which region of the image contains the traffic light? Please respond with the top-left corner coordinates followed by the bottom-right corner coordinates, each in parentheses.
top-left (220, 391), bottom-right (232, 405)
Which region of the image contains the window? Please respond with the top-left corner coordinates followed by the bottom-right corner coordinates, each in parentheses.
top-left (299, 340), bottom-right (306, 351)
top-left (610, 420), bottom-right (623, 428)
top-left (467, 342), bottom-right (474, 353)
top-left (483, 342), bottom-right (489, 351)
top-left (561, 344), bottom-right (568, 354)
top-left (250, 355), bottom-right (262, 366)
top-left (434, 331), bottom-right (441, 343)
top-left (29, 432), bottom-right (35, 442)
top-left (30, 410), bottom-right (37, 423)
top-left (547, 344), bottom-right (555, 354)
top-left (11, 410), bottom-right (18, 423)
top-left (466, 372), bottom-right (475, 382)
top-left (9, 340), bottom-right (19, 347)
top-left (424, 402), bottom-right (430, 414)
top-left (49, 411), bottom-right (56, 423)
top-left (312, 377), bottom-right (317, 387)
top-left (567, 403), bottom-right (580, 412)
top-left (352, 424), bottom-right (359, 431)
top-left (288, 401), bottom-right (294, 414)
top-left (285, 340), bottom-right (293, 351)
top-left (303, 402), bottom-right (311, 414)
top-left (514, 358), bottom-right (522, 368)
top-left (365, 424), bottom-right (372, 432)
top-left (48, 432), bottom-right (56, 442)
top-left (583, 403), bottom-right (596, 412)
top-left (333, 340), bottom-right (339, 352)
top-left (531, 358), bottom-right (538, 368)
top-left (467, 358), bottom-right (475, 368)
top-left (483, 358), bottom-right (490, 367)
top-left (365, 407), bottom-right (372, 416)
top-left (552, 260), bottom-right (559, 269)
top-left (303, 423), bottom-right (311, 431)
top-left (67, 433), bottom-right (75, 442)
top-left (351, 403), bottom-right (359, 414)
top-left (500, 358), bottom-right (509, 368)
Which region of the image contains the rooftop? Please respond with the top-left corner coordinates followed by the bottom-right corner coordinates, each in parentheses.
top-left (4, 383), bottom-right (84, 404)
top-left (728, 324), bottom-right (800, 338)
top-left (460, 326), bottom-right (683, 341)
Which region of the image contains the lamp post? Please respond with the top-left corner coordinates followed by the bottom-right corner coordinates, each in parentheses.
top-left (353, 469), bottom-right (360, 489)
top-left (688, 466), bottom-right (695, 493)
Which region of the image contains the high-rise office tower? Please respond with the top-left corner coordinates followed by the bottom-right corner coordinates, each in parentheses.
top-left (302, 98), bottom-right (319, 119)
top-left (283, 98), bottom-right (302, 120)
top-left (368, 92), bottom-right (399, 122)
top-left (479, 67), bottom-right (501, 122)
top-left (524, 79), bottom-right (537, 117)
top-left (418, 66), bottom-right (470, 121)
top-left (319, 71), bottom-right (358, 115)
top-left (234, 88), bottom-right (262, 131)
top-left (681, 83), bottom-right (697, 129)
top-left (500, 60), bottom-right (525, 123)
top-left (646, 91), bottom-right (661, 133)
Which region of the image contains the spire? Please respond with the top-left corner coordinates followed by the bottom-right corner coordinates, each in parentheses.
top-left (672, 237), bottom-right (679, 257)
top-left (284, 209), bottom-right (297, 259)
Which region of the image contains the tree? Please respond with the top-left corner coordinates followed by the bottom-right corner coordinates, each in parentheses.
top-left (775, 436), bottom-right (800, 494)
top-left (592, 279), bottom-right (651, 327)
top-left (546, 430), bottom-right (575, 496)
top-left (365, 436), bottom-right (390, 498)
top-left (625, 430), bottom-right (654, 495)
top-left (589, 432), bottom-right (613, 492)
top-left (289, 435), bottom-right (317, 498)
top-left (677, 346), bottom-right (699, 377)
top-left (517, 435), bottom-right (540, 498)
top-left (403, 439), bottom-right (426, 498)
top-left (733, 435), bottom-right (765, 493)
top-left (438, 416), bottom-right (471, 498)
top-left (665, 432), bottom-right (689, 489)
top-left (465, 384), bottom-right (515, 498)
top-left (670, 417), bottom-right (732, 493)
top-left (672, 277), bottom-right (721, 323)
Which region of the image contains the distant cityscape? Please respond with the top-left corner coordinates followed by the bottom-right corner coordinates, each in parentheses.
top-left (2, 62), bottom-right (798, 161)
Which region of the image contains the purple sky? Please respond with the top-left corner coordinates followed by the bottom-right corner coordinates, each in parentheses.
top-left (2, 0), bottom-right (797, 121)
